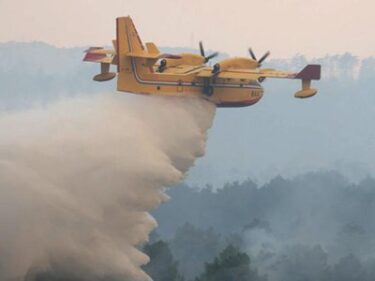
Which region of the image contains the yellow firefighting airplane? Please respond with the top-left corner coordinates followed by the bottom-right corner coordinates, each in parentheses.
top-left (84, 17), bottom-right (321, 107)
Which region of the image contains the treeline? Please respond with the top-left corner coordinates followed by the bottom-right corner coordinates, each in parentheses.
top-left (151, 171), bottom-right (375, 281)
top-left (1, 42), bottom-right (375, 108)
top-left (143, 235), bottom-right (375, 281)
top-left (143, 240), bottom-right (266, 281)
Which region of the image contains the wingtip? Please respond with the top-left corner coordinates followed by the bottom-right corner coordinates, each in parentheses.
top-left (296, 64), bottom-right (321, 80)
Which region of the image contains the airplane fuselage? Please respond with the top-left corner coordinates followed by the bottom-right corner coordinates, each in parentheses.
top-left (117, 60), bottom-right (264, 107)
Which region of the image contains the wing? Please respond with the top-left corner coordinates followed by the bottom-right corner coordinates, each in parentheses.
top-left (247, 64), bottom-right (321, 80)
top-left (198, 65), bottom-right (320, 80)
top-left (242, 65), bottom-right (321, 98)
top-left (197, 64), bottom-right (321, 98)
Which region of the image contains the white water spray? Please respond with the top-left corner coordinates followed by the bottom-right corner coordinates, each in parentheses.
top-left (0, 94), bottom-right (215, 281)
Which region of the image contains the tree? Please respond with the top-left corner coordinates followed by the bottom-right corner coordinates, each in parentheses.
top-left (196, 244), bottom-right (267, 281)
top-left (142, 240), bottom-right (182, 281)
top-left (269, 244), bottom-right (331, 281)
top-left (171, 223), bottom-right (223, 280)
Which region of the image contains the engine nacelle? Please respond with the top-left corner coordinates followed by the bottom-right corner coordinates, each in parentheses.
top-left (215, 57), bottom-right (258, 72)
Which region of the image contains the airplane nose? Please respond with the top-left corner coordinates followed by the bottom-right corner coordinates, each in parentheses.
top-left (250, 88), bottom-right (263, 99)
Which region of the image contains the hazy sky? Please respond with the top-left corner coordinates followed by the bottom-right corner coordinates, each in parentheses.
top-left (0, 0), bottom-right (374, 58)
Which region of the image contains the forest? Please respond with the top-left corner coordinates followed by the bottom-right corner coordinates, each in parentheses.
top-left (148, 171), bottom-right (375, 281)
top-left (30, 171), bottom-right (375, 281)
top-left (1, 43), bottom-right (374, 281)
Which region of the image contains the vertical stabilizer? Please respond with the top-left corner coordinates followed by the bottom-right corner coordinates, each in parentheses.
top-left (116, 16), bottom-right (150, 70)
top-left (116, 16), bottom-right (154, 92)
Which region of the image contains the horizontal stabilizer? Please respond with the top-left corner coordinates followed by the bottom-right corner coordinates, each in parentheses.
top-left (83, 47), bottom-right (117, 64)
top-left (83, 48), bottom-right (107, 62)
top-left (126, 52), bottom-right (181, 59)
top-left (146, 42), bottom-right (160, 55)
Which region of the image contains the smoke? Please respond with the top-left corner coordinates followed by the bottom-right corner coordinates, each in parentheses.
top-left (0, 94), bottom-right (215, 281)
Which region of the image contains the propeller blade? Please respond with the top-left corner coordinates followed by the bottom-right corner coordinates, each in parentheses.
top-left (248, 48), bottom-right (257, 61)
top-left (258, 51), bottom-right (271, 65)
top-left (205, 52), bottom-right (219, 62)
top-left (200, 41), bottom-right (218, 63)
top-left (199, 41), bottom-right (205, 57)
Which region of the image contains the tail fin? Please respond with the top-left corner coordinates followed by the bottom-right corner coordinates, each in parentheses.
top-left (116, 16), bottom-right (155, 92)
top-left (116, 16), bottom-right (150, 73)
top-left (115, 17), bottom-right (181, 92)
top-left (116, 16), bottom-right (145, 54)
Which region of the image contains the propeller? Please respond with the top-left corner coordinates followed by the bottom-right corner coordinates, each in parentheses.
top-left (248, 48), bottom-right (270, 67)
top-left (199, 41), bottom-right (219, 63)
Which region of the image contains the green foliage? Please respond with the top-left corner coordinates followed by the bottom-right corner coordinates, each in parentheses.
top-left (269, 244), bottom-right (331, 281)
top-left (196, 245), bottom-right (267, 281)
top-left (142, 240), bottom-right (182, 281)
top-left (171, 223), bottom-right (224, 280)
